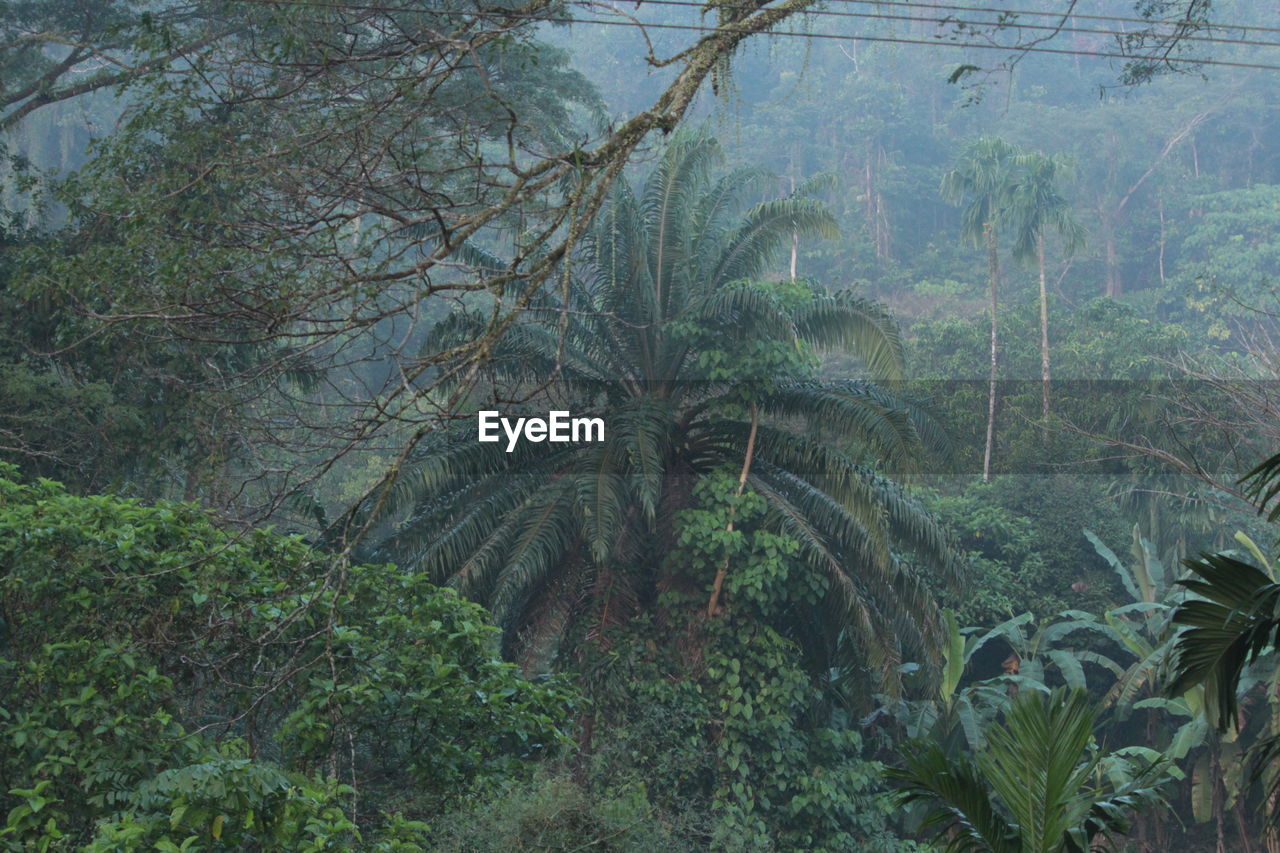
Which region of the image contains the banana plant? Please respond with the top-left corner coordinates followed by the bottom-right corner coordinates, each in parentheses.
top-left (1078, 525), bottom-right (1185, 710)
top-left (1079, 524), bottom-right (1280, 846)
top-left (870, 609), bottom-right (1106, 756)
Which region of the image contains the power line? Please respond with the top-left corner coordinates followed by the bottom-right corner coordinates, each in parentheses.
top-left (232, 0), bottom-right (1280, 38)
top-left (816, 0), bottom-right (1280, 37)
top-left (466, 6), bottom-right (1280, 72)
top-left (618, 0), bottom-right (1280, 52)
top-left (223, 0), bottom-right (1280, 73)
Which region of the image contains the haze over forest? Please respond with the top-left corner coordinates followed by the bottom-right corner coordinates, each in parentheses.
top-left (3, 1), bottom-right (1280, 850)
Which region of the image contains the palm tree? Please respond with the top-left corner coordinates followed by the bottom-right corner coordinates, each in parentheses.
top-left (941, 137), bottom-right (1024, 482)
top-left (1168, 451), bottom-right (1280, 826)
top-left (1005, 152), bottom-right (1085, 434)
top-left (1170, 452), bottom-right (1280, 730)
top-left (890, 687), bottom-right (1170, 853)
top-left (356, 132), bottom-right (959, 688)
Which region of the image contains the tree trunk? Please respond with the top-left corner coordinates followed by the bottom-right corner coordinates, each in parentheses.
top-left (864, 144), bottom-right (877, 258)
top-left (1157, 197), bottom-right (1167, 287)
top-left (1214, 748), bottom-right (1228, 853)
top-left (789, 173), bottom-right (798, 280)
top-left (1266, 788), bottom-right (1280, 853)
top-left (1105, 230), bottom-right (1120, 298)
top-left (1038, 232), bottom-right (1050, 440)
top-left (1234, 799), bottom-right (1256, 853)
top-left (983, 221), bottom-right (1000, 482)
top-left (707, 403), bottom-right (759, 617)
top-left (874, 144), bottom-right (890, 261)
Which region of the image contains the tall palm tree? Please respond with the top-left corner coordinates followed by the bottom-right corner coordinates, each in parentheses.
top-left (356, 132), bottom-right (959, 688)
top-left (891, 687), bottom-right (1170, 853)
top-left (1005, 152), bottom-right (1085, 434)
top-left (941, 137), bottom-right (1024, 482)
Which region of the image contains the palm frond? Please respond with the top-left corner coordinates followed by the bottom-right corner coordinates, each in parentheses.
top-left (643, 131), bottom-right (721, 316)
top-left (1169, 551), bottom-right (1280, 729)
top-left (710, 196), bottom-right (838, 287)
top-left (1241, 449), bottom-right (1280, 522)
top-left (889, 741), bottom-right (1019, 853)
top-left (759, 380), bottom-right (919, 470)
top-left (792, 293), bottom-right (905, 383)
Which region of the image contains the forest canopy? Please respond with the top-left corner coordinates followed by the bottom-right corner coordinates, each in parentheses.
top-left (5, 0), bottom-right (1280, 850)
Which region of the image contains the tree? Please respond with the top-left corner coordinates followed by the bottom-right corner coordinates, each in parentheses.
top-left (941, 137), bottom-right (1024, 482)
top-left (1177, 185), bottom-right (1280, 326)
top-left (1005, 152), bottom-right (1085, 434)
top-left (1171, 454), bottom-right (1280, 736)
top-left (890, 687), bottom-right (1170, 853)
top-left (0, 466), bottom-right (574, 848)
top-left (355, 132), bottom-right (959, 689)
top-left (1169, 452), bottom-right (1280, 829)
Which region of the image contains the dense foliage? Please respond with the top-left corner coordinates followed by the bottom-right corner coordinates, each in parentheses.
top-left (577, 470), bottom-right (908, 851)
top-left (0, 468), bottom-right (573, 849)
top-left (358, 134), bottom-right (960, 692)
top-left (5, 0), bottom-right (1280, 849)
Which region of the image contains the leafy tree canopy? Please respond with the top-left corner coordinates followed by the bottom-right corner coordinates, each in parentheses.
top-left (0, 466), bottom-right (574, 849)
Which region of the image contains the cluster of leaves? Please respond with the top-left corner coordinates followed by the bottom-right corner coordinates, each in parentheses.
top-left (876, 531), bottom-right (1184, 849)
top-left (1175, 185), bottom-right (1280, 326)
top-left (0, 467), bottom-right (574, 849)
top-left (920, 476), bottom-right (1130, 625)
top-left (575, 470), bottom-right (909, 852)
top-left (0, 222), bottom-right (181, 495)
top-left (905, 298), bottom-right (1196, 478)
top-left (877, 519), bottom-right (1280, 850)
top-left (891, 687), bottom-right (1171, 853)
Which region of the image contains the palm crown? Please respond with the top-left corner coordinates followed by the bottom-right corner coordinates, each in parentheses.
top-left (358, 132), bottom-right (958, 685)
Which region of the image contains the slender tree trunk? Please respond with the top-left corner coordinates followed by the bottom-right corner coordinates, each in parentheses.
top-left (789, 173), bottom-right (798, 280)
top-left (873, 144), bottom-right (890, 260)
top-left (983, 222), bottom-right (1000, 482)
top-left (1104, 230), bottom-right (1120, 298)
top-left (865, 143), bottom-right (877, 259)
top-left (1157, 198), bottom-right (1167, 287)
top-left (1266, 788), bottom-right (1280, 853)
top-left (1214, 748), bottom-right (1228, 853)
top-left (1234, 799), bottom-right (1256, 853)
top-left (1038, 232), bottom-right (1050, 441)
top-left (707, 403), bottom-right (759, 617)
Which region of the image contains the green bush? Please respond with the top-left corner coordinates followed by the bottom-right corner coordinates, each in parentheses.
top-left (0, 468), bottom-right (574, 850)
top-left (428, 772), bottom-right (698, 852)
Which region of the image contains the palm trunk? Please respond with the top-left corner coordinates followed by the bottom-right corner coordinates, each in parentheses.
top-left (707, 403), bottom-right (759, 617)
top-left (1157, 198), bottom-right (1167, 287)
top-left (789, 173), bottom-right (798, 280)
top-left (983, 222), bottom-right (999, 482)
top-left (1038, 233), bottom-right (1051, 441)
